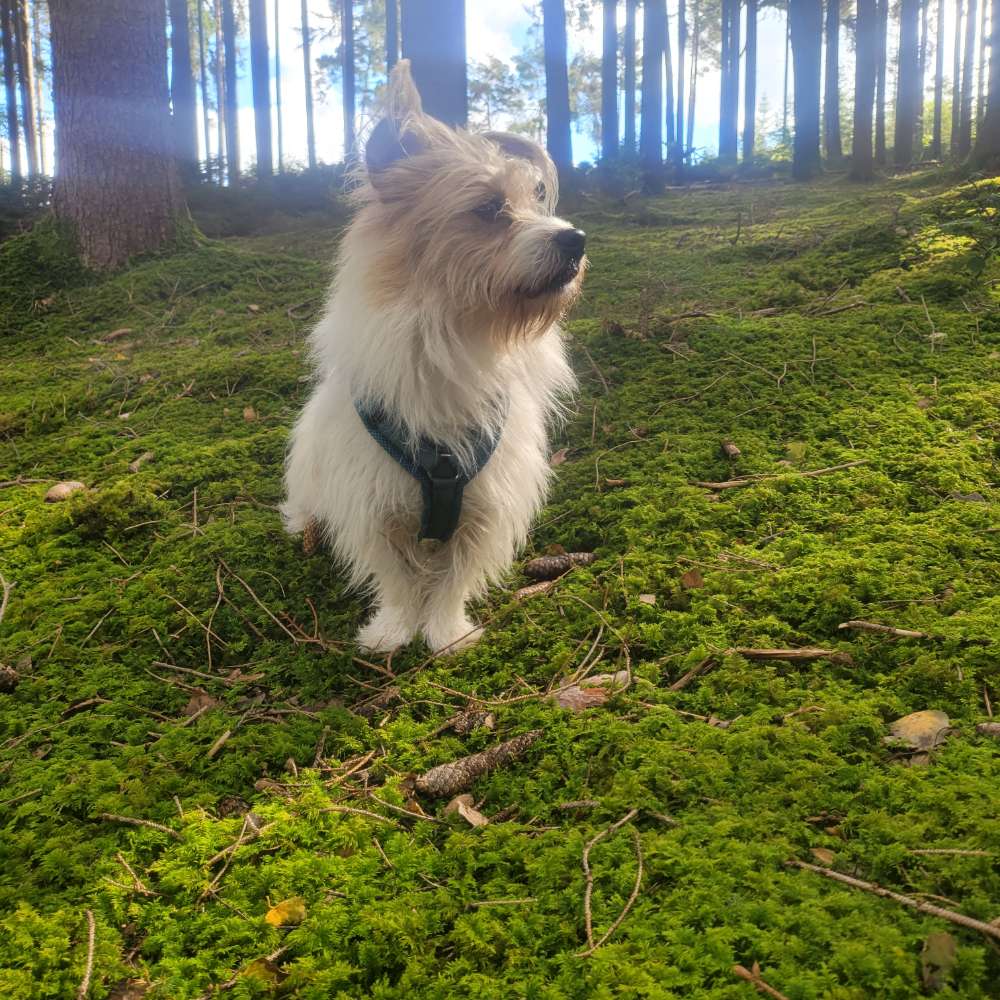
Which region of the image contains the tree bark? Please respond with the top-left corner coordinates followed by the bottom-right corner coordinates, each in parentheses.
top-left (195, 0), bottom-right (212, 180)
top-left (915, 0), bottom-right (929, 151)
top-left (400, 0), bottom-right (467, 127)
top-left (48, 0), bottom-right (185, 270)
top-left (1, 0), bottom-right (21, 182)
top-left (783, 9), bottom-right (790, 141)
top-left (976, 0), bottom-right (987, 124)
top-left (951, 0), bottom-right (963, 154)
top-left (718, 0), bottom-right (739, 163)
top-left (850, 0), bottom-right (878, 179)
top-left (676, 0), bottom-right (686, 161)
top-left (665, 3), bottom-right (675, 150)
top-left (875, 0), bottom-right (888, 162)
top-left (13, 0), bottom-right (37, 175)
top-left (221, 0), bottom-right (239, 182)
top-left (342, 0), bottom-right (355, 158)
top-left (31, 0), bottom-right (45, 175)
top-left (601, 0), bottom-right (618, 162)
top-left (895, 0), bottom-right (920, 165)
top-left (971, 0), bottom-right (1000, 163)
top-left (958, 0), bottom-right (977, 156)
top-left (169, 0), bottom-right (199, 180)
top-left (686, 0), bottom-right (698, 152)
top-left (931, 0), bottom-right (945, 157)
top-left (624, 0), bottom-right (636, 151)
top-left (300, 0), bottom-right (316, 168)
top-left (540, 0), bottom-right (572, 173)
top-left (274, 0), bottom-right (283, 172)
top-left (790, 0), bottom-right (823, 179)
top-left (640, 0), bottom-right (665, 182)
top-left (823, 0), bottom-right (841, 160)
top-left (213, 0), bottom-right (226, 177)
top-left (249, 0), bottom-right (272, 175)
top-left (743, 0), bottom-right (757, 162)
top-left (386, 0), bottom-right (398, 71)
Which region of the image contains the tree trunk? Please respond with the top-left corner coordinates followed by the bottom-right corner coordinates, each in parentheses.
top-left (783, 10), bottom-right (790, 141)
top-left (875, 0), bottom-right (888, 161)
top-left (221, 0), bottom-right (239, 182)
top-left (169, 0), bottom-right (199, 181)
top-left (1, 0), bottom-right (21, 182)
top-left (196, 0), bottom-right (212, 180)
top-left (539, 0), bottom-right (572, 173)
top-left (931, 0), bottom-right (944, 157)
top-left (718, 0), bottom-right (739, 162)
top-left (400, 0), bottom-right (467, 127)
top-left (13, 0), bottom-right (37, 175)
top-left (976, 0), bottom-right (987, 125)
top-left (342, 0), bottom-right (355, 158)
top-left (958, 0), bottom-right (978, 156)
top-left (850, 0), bottom-right (878, 179)
top-left (386, 0), bottom-right (398, 71)
top-left (601, 0), bottom-right (618, 162)
top-left (895, 0), bottom-right (920, 165)
top-left (624, 0), bottom-right (636, 151)
top-left (665, 3), bottom-right (675, 150)
top-left (248, 0), bottom-right (272, 175)
top-left (640, 0), bottom-right (665, 182)
top-left (31, 0), bottom-right (45, 176)
top-left (300, 0), bottom-right (316, 167)
top-left (676, 0), bottom-right (686, 162)
top-left (951, 0), bottom-right (963, 153)
top-left (213, 0), bottom-right (226, 178)
top-left (686, 0), bottom-right (698, 152)
top-left (274, 0), bottom-right (283, 172)
top-left (915, 0), bottom-right (929, 152)
top-left (743, 0), bottom-right (757, 162)
top-left (823, 0), bottom-right (841, 160)
top-left (971, 0), bottom-right (1000, 163)
top-left (48, 0), bottom-right (185, 269)
top-left (789, 0), bottom-right (823, 179)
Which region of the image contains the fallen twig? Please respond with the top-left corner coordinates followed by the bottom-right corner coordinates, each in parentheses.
top-left (786, 859), bottom-right (1000, 942)
top-left (732, 962), bottom-right (790, 1000)
top-left (731, 647), bottom-right (853, 665)
top-left (76, 910), bottom-right (96, 1000)
top-left (838, 620), bottom-right (929, 639)
top-left (693, 459), bottom-right (870, 491)
top-left (669, 655), bottom-right (717, 691)
top-left (0, 572), bottom-right (13, 627)
top-left (97, 812), bottom-right (181, 840)
top-left (908, 848), bottom-right (991, 857)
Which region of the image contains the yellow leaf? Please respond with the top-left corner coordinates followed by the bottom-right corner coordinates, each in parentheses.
top-left (264, 896), bottom-right (307, 927)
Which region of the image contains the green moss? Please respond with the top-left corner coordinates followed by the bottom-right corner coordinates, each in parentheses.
top-left (1, 171), bottom-right (998, 998)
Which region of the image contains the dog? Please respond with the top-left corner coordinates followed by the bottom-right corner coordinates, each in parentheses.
top-left (282, 60), bottom-right (586, 655)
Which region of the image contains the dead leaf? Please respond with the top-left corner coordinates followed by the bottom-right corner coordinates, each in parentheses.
top-left (44, 481), bottom-right (86, 502)
top-left (550, 671), bottom-right (630, 712)
top-left (785, 441), bottom-right (808, 463)
top-left (99, 327), bottom-right (133, 343)
top-left (243, 406), bottom-right (258, 422)
top-left (128, 451), bottom-right (155, 473)
top-left (184, 691), bottom-right (218, 716)
top-left (921, 931), bottom-right (957, 992)
top-left (241, 958), bottom-right (284, 985)
top-left (264, 896), bottom-right (307, 927)
top-left (916, 398), bottom-right (933, 409)
top-left (247, 303), bottom-right (261, 313)
top-left (885, 710), bottom-right (952, 752)
top-left (638, 593), bottom-right (657, 605)
top-left (549, 448), bottom-right (568, 466)
top-left (809, 847), bottom-right (835, 865)
top-left (444, 793), bottom-right (489, 827)
top-left (680, 568), bottom-right (705, 589)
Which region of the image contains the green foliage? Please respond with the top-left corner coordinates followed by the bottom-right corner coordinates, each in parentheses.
top-left (0, 172), bottom-right (998, 998)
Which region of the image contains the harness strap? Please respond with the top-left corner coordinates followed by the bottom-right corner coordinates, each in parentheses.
top-left (355, 400), bottom-right (502, 543)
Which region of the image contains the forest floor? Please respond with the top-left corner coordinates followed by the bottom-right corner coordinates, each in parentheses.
top-left (1, 171), bottom-right (999, 999)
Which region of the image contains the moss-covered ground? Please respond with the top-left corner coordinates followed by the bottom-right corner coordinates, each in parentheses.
top-left (1, 172), bottom-right (999, 999)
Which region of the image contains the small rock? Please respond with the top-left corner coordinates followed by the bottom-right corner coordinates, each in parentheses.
top-left (638, 593), bottom-right (657, 605)
top-left (44, 481), bottom-right (86, 502)
top-left (243, 406), bottom-right (258, 421)
top-left (885, 710), bottom-right (952, 752)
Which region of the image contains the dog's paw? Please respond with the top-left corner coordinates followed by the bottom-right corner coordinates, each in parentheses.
top-left (423, 619), bottom-right (484, 657)
top-left (357, 607), bottom-right (416, 653)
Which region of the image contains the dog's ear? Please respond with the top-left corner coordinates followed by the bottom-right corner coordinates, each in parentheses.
top-left (482, 131), bottom-right (551, 173)
top-left (366, 59), bottom-right (427, 178)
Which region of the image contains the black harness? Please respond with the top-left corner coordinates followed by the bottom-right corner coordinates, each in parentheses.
top-left (355, 400), bottom-right (503, 543)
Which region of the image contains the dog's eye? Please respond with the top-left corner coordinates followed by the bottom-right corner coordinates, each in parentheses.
top-left (535, 182), bottom-right (547, 202)
top-left (473, 196), bottom-right (507, 222)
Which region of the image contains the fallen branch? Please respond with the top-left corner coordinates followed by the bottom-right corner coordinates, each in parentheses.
top-left (732, 963), bottom-right (790, 1000)
top-left (838, 620), bottom-right (929, 639)
top-left (669, 655), bottom-right (717, 691)
top-left (76, 910), bottom-right (96, 1000)
top-left (693, 459), bottom-right (870, 491)
top-left (414, 730), bottom-right (542, 798)
top-left (97, 812), bottom-right (181, 840)
top-left (731, 647), bottom-right (853, 665)
top-left (0, 572), bottom-right (13, 627)
top-left (786, 859), bottom-right (1000, 942)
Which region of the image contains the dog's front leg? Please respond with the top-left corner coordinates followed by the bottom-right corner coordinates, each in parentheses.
top-left (355, 537), bottom-right (423, 653)
top-left (420, 542), bottom-right (486, 656)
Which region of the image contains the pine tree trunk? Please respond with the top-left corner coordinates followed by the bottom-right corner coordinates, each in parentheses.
top-left (931, 0), bottom-right (944, 157)
top-left (249, 0), bottom-right (272, 176)
top-left (1, 0), bottom-right (21, 182)
top-left (640, 0), bottom-right (665, 183)
top-left (221, 0), bottom-right (239, 182)
top-left (895, 0), bottom-right (920, 165)
top-left (976, 0), bottom-right (987, 124)
top-left (169, 0), bottom-right (199, 181)
top-left (783, 10), bottom-right (790, 141)
top-left (196, 0), bottom-right (212, 179)
top-left (386, 0), bottom-right (398, 71)
top-left (31, 0), bottom-right (44, 176)
top-left (400, 0), bottom-right (467, 127)
top-left (850, 0), bottom-right (878, 179)
top-left (789, 0), bottom-right (823, 180)
top-left (274, 0), bottom-right (283, 172)
top-left (743, 0), bottom-right (757, 162)
top-left (342, 0), bottom-right (355, 158)
top-left (48, 0), bottom-right (185, 270)
top-left (686, 0), bottom-right (698, 152)
top-left (971, 0), bottom-right (999, 163)
top-left (951, 0), bottom-right (963, 154)
top-left (676, 0), bottom-right (686, 162)
top-left (915, 0), bottom-right (929, 152)
top-left (718, 0), bottom-right (739, 162)
top-left (823, 0), bottom-right (841, 160)
top-left (875, 0), bottom-right (888, 161)
top-left (13, 0), bottom-right (37, 175)
top-left (624, 0), bottom-right (637, 151)
top-left (300, 0), bottom-right (316, 168)
top-left (958, 0), bottom-right (978, 156)
top-left (539, 0), bottom-right (572, 173)
top-left (665, 5), bottom-right (675, 150)
top-left (601, 0), bottom-right (618, 162)
top-left (213, 0), bottom-right (227, 178)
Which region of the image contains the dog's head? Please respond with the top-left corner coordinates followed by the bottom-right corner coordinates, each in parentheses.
top-left (354, 60), bottom-right (586, 340)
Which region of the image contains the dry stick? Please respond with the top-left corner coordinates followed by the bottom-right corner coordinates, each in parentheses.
top-left (115, 851), bottom-right (155, 896)
top-left (469, 897), bottom-right (537, 908)
top-left (693, 459), bottom-right (870, 491)
top-left (576, 338), bottom-right (610, 394)
top-left (365, 793), bottom-right (445, 824)
top-left (731, 647), bottom-right (853, 664)
top-left (76, 909), bottom-right (96, 1000)
top-left (909, 848), bottom-right (991, 857)
top-left (577, 813), bottom-right (643, 957)
top-left (669, 655), bottom-right (716, 691)
top-left (207, 822), bottom-right (277, 866)
top-left (0, 572), bottom-right (13, 627)
top-left (98, 812), bottom-right (181, 840)
top-left (322, 802), bottom-right (401, 825)
top-left (838, 620), bottom-right (929, 639)
top-left (732, 963), bottom-right (790, 1000)
top-left (786, 860), bottom-right (1000, 942)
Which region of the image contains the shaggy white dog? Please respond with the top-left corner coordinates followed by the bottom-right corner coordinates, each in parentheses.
top-left (282, 61), bottom-right (586, 655)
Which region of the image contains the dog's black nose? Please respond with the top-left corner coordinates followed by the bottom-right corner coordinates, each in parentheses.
top-left (554, 227), bottom-right (586, 261)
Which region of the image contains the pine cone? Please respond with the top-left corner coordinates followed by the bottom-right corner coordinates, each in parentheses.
top-left (302, 516), bottom-right (322, 556)
top-left (414, 730), bottom-right (542, 798)
top-left (523, 552), bottom-right (595, 580)
top-left (0, 664), bottom-right (19, 693)
top-left (451, 709), bottom-right (496, 735)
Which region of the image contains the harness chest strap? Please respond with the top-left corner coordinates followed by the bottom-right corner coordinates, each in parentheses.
top-left (354, 400), bottom-right (503, 543)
